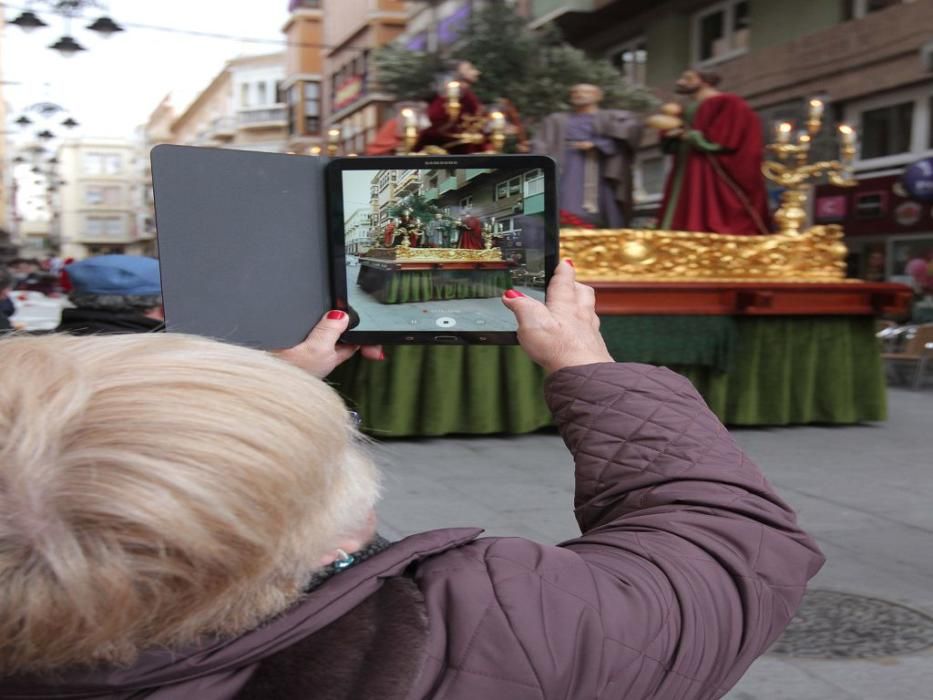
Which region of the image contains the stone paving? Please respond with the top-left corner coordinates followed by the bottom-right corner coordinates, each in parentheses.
top-left (371, 386), bottom-right (933, 699)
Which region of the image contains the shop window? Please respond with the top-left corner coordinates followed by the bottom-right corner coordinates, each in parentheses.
top-left (694, 0), bottom-right (749, 64)
top-left (861, 102), bottom-right (913, 160)
top-left (609, 37), bottom-right (647, 86)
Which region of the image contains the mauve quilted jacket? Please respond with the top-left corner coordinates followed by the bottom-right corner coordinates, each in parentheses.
top-left (2, 363), bottom-right (825, 699)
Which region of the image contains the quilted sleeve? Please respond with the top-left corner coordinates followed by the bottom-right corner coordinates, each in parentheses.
top-left (537, 362), bottom-right (826, 697)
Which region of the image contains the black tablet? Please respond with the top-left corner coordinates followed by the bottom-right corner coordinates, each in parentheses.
top-left (326, 155), bottom-right (558, 345)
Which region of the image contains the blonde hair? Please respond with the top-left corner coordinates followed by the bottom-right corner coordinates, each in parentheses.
top-left (0, 333), bottom-right (379, 673)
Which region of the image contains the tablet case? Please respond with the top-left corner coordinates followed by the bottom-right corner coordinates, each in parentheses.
top-left (151, 145), bottom-right (330, 349)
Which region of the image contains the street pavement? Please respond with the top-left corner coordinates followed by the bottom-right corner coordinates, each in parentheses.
top-left (371, 386), bottom-right (933, 699)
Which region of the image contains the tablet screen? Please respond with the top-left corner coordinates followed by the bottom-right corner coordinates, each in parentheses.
top-left (337, 164), bottom-right (550, 338)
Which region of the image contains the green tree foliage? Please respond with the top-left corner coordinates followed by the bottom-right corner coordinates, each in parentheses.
top-left (387, 193), bottom-right (443, 223)
top-left (372, 1), bottom-right (658, 129)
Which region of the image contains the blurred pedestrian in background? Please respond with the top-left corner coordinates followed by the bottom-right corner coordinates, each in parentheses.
top-left (55, 255), bottom-right (164, 335)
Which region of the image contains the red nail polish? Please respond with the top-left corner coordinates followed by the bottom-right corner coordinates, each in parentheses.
top-left (504, 289), bottom-right (525, 299)
top-left (378, 350), bottom-right (386, 360)
top-left (565, 258), bottom-right (575, 267)
top-left (327, 310), bottom-right (347, 320)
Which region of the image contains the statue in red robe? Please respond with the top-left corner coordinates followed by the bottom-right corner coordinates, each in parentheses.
top-left (416, 60), bottom-right (486, 155)
top-left (457, 215), bottom-right (484, 250)
top-left (657, 69), bottom-right (770, 236)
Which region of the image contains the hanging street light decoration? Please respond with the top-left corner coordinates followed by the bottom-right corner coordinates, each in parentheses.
top-left (15, 115), bottom-right (33, 127)
top-left (49, 35), bottom-right (87, 57)
top-left (61, 117), bottom-right (79, 128)
top-left (37, 129), bottom-right (56, 140)
top-left (9, 10), bottom-right (48, 32)
top-left (86, 15), bottom-right (124, 37)
top-left (9, 1), bottom-right (126, 55)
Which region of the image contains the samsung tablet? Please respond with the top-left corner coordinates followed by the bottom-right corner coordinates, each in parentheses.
top-left (326, 155), bottom-right (558, 345)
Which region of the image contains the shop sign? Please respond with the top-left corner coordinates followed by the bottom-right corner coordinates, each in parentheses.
top-left (815, 195), bottom-right (846, 221)
top-left (334, 76), bottom-right (363, 111)
top-left (895, 201), bottom-right (922, 227)
top-left (903, 157), bottom-right (933, 203)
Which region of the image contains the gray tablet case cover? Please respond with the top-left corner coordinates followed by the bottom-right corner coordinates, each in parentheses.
top-left (151, 145), bottom-right (330, 349)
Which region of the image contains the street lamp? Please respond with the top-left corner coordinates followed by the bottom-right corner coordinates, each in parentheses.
top-left (49, 35), bottom-right (87, 57)
top-left (9, 11), bottom-right (48, 32)
top-left (86, 16), bottom-right (124, 37)
top-left (61, 117), bottom-right (79, 128)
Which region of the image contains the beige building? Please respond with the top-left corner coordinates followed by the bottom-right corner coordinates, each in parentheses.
top-left (170, 52), bottom-right (288, 153)
top-left (322, 0), bottom-right (407, 155)
top-left (282, 1), bottom-right (326, 154)
top-left (56, 138), bottom-right (154, 260)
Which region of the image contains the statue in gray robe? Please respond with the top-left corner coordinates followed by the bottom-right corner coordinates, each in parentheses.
top-left (532, 84), bottom-right (641, 227)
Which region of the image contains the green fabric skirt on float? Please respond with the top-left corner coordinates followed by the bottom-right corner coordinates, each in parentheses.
top-left (356, 266), bottom-right (513, 304)
top-left (327, 315), bottom-right (887, 437)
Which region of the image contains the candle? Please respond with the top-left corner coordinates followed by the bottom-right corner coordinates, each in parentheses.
top-left (796, 131), bottom-right (811, 146)
top-left (489, 110), bottom-right (506, 131)
top-left (838, 123), bottom-right (855, 146)
top-left (446, 81), bottom-right (461, 100)
top-left (400, 107), bottom-right (416, 129)
top-left (775, 121), bottom-right (792, 144)
top-left (808, 98), bottom-right (824, 122)
top-left (328, 128), bottom-right (341, 144)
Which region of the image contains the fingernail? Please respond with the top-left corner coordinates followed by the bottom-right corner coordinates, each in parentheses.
top-left (504, 289), bottom-right (525, 299)
top-left (378, 349), bottom-right (386, 360)
top-left (327, 310), bottom-right (347, 320)
top-left (565, 258), bottom-right (575, 267)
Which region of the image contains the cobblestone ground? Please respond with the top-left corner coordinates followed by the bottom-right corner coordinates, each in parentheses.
top-left (372, 386), bottom-right (933, 700)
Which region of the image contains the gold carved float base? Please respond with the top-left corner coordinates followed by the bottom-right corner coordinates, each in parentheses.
top-left (363, 247), bottom-right (504, 263)
top-left (559, 225), bottom-right (848, 282)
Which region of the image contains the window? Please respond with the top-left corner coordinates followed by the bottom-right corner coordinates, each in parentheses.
top-left (637, 156), bottom-right (667, 199)
top-left (275, 81), bottom-right (286, 104)
top-left (861, 102), bottom-right (914, 159)
top-left (848, 0), bottom-right (904, 19)
top-left (305, 81), bottom-right (321, 134)
top-left (609, 37), bottom-right (647, 86)
top-left (84, 215), bottom-right (123, 239)
top-left (83, 153), bottom-right (122, 175)
top-left (460, 195), bottom-right (473, 208)
top-left (85, 185), bottom-right (120, 205)
top-left (694, 0), bottom-right (749, 64)
top-left (524, 169), bottom-right (545, 196)
top-left (240, 83), bottom-right (250, 108)
top-left (495, 176), bottom-right (522, 200)
top-left (256, 82), bottom-right (268, 105)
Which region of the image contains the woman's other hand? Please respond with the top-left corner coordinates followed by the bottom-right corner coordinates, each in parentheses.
top-left (273, 310), bottom-right (383, 378)
top-left (502, 260), bottom-right (612, 374)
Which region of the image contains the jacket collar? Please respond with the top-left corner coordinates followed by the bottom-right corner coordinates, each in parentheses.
top-left (0, 528), bottom-right (482, 699)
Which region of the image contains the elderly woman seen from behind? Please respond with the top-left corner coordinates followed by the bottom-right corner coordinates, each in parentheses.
top-left (0, 262), bottom-right (824, 699)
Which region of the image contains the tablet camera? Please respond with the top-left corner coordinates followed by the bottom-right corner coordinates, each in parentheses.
top-left (435, 317), bottom-right (457, 328)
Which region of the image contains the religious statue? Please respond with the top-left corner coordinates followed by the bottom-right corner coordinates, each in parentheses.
top-left (651, 69), bottom-right (770, 235)
top-left (532, 84), bottom-right (641, 227)
top-left (457, 214), bottom-right (485, 250)
top-left (416, 60), bottom-right (486, 154)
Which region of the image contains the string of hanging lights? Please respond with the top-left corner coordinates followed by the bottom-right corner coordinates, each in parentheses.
top-left (8, 0), bottom-right (124, 57)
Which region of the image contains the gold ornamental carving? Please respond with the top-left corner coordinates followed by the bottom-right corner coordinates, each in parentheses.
top-left (363, 247), bottom-right (504, 263)
top-left (560, 225), bottom-right (848, 282)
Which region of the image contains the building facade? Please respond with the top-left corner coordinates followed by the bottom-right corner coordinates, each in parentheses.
top-left (170, 53), bottom-right (288, 153)
top-left (55, 138), bottom-right (154, 260)
top-left (528, 0), bottom-right (933, 281)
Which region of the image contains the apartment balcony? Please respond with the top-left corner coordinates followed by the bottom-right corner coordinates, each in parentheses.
top-left (718, 0), bottom-right (933, 106)
top-left (211, 116), bottom-right (237, 140)
top-left (238, 105), bottom-right (287, 129)
top-left (395, 169), bottom-right (420, 194)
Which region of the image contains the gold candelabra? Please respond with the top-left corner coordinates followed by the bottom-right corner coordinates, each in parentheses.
top-left (481, 217), bottom-right (501, 250)
top-left (763, 98), bottom-right (857, 236)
